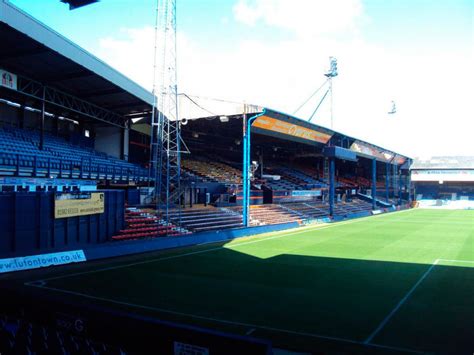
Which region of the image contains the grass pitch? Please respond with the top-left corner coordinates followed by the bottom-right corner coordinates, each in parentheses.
top-left (24, 209), bottom-right (474, 353)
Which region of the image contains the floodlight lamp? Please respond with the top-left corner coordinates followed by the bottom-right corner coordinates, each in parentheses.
top-left (219, 116), bottom-right (229, 123)
top-left (325, 56), bottom-right (338, 78)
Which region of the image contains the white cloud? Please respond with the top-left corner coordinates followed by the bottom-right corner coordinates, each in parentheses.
top-left (92, 1), bottom-right (473, 157)
top-left (233, 0), bottom-right (364, 36)
top-left (97, 27), bottom-right (156, 90)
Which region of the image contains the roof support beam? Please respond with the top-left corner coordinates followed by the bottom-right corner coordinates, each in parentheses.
top-left (80, 88), bottom-right (123, 98)
top-left (9, 74), bottom-right (125, 128)
top-left (106, 101), bottom-right (147, 110)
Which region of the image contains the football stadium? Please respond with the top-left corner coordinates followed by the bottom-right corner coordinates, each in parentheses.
top-left (0, 0), bottom-right (473, 354)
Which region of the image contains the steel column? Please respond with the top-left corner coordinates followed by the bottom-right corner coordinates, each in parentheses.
top-left (329, 157), bottom-right (335, 217)
top-left (372, 159), bottom-right (377, 210)
top-left (242, 111), bottom-right (265, 227)
top-left (398, 167), bottom-right (403, 205)
top-left (40, 86), bottom-right (45, 150)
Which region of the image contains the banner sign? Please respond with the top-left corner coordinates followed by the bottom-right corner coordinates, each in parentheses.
top-left (350, 141), bottom-right (394, 162)
top-left (411, 169), bottom-right (474, 182)
top-left (0, 250), bottom-right (86, 274)
top-left (291, 190), bottom-right (322, 197)
top-left (253, 115), bottom-right (332, 144)
top-left (393, 155), bottom-right (407, 165)
top-left (55, 192), bottom-right (104, 219)
top-left (0, 69), bottom-right (17, 90)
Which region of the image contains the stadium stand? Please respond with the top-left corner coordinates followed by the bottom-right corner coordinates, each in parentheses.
top-left (182, 159), bottom-right (242, 184)
top-left (277, 167), bottom-right (327, 188)
top-left (411, 156), bottom-right (474, 201)
top-left (282, 202), bottom-right (329, 219)
top-left (167, 206), bottom-right (244, 232)
top-left (230, 204), bottom-right (302, 226)
top-left (0, 0), bottom-right (412, 267)
top-left (337, 176), bottom-right (358, 188)
top-left (280, 199), bottom-right (374, 220)
top-left (0, 127), bottom-right (148, 183)
top-left (112, 208), bottom-right (189, 241)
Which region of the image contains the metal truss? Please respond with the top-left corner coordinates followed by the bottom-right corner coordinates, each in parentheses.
top-left (149, 0), bottom-right (182, 224)
top-left (16, 75), bottom-right (125, 128)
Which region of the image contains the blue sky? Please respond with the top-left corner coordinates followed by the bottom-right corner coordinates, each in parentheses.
top-left (9, 0), bottom-right (474, 157)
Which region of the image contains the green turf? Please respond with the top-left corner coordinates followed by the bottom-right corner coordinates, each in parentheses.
top-left (26, 209), bottom-right (474, 353)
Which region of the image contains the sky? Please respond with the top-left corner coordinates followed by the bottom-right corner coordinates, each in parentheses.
top-left (9, 0), bottom-right (474, 158)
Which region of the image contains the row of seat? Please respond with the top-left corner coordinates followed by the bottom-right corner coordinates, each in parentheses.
top-left (181, 159), bottom-right (242, 184)
top-left (0, 313), bottom-right (126, 354)
top-left (112, 208), bottom-right (189, 241)
top-left (282, 199), bottom-right (374, 219)
top-left (166, 207), bottom-right (244, 232)
top-left (0, 127), bottom-right (148, 182)
top-left (109, 198), bottom-right (378, 240)
top-left (271, 167), bottom-right (328, 189)
top-left (229, 204), bottom-right (302, 226)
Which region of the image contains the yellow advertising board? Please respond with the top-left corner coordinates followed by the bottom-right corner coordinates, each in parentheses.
top-left (55, 192), bottom-right (105, 219)
top-left (253, 115), bottom-right (331, 144)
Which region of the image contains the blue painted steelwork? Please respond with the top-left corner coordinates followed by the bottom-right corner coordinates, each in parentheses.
top-left (399, 167), bottom-right (403, 205)
top-left (242, 110), bottom-right (266, 226)
top-left (385, 162), bottom-right (390, 202)
top-left (372, 159), bottom-right (377, 210)
top-left (329, 158), bottom-right (335, 216)
top-left (322, 146), bottom-right (357, 162)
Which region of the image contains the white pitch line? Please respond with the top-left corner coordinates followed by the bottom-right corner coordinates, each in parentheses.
top-left (368, 342), bottom-right (425, 354)
top-left (438, 259), bottom-right (474, 264)
top-left (26, 208), bottom-right (415, 285)
top-left (364, 258), bottom-right (440, 344)
top-left (28, 283), bottom-right (422, 354)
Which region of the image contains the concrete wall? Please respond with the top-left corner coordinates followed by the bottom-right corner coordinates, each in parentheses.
top-left (23, 109), bottom-right (39, 129)
top-left (95, 126), bottom-right (122, 159)
top-left (0, 102), bottom-right (19, 125)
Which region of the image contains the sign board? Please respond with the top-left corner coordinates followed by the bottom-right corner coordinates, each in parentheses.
top-left (350, 141), bottom-right (396, 162)
top-left (0, 69), bottom-right (17, 90)
top-left (411, 169), bottom-right (474, 182)
top-left (253, 115), bottom-right (331, 144)
top-left (174, 342), bottom-right (209, 355)
top-left (0, 250), bottom-right (86, 274)
top-left (291, 190), bottom-right (322, 197)
top-left (55, 192), bottom-right (104, 219)
top-left (393, 155), bottom-right (407, 165)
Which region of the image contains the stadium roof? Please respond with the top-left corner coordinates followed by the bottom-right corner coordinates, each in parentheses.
top-left (0, 0), bottom-right (153, 120)
top-left (411, 156), bottom-right (474, 170)
top-left (178, 98), bottom-right (410, 164)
